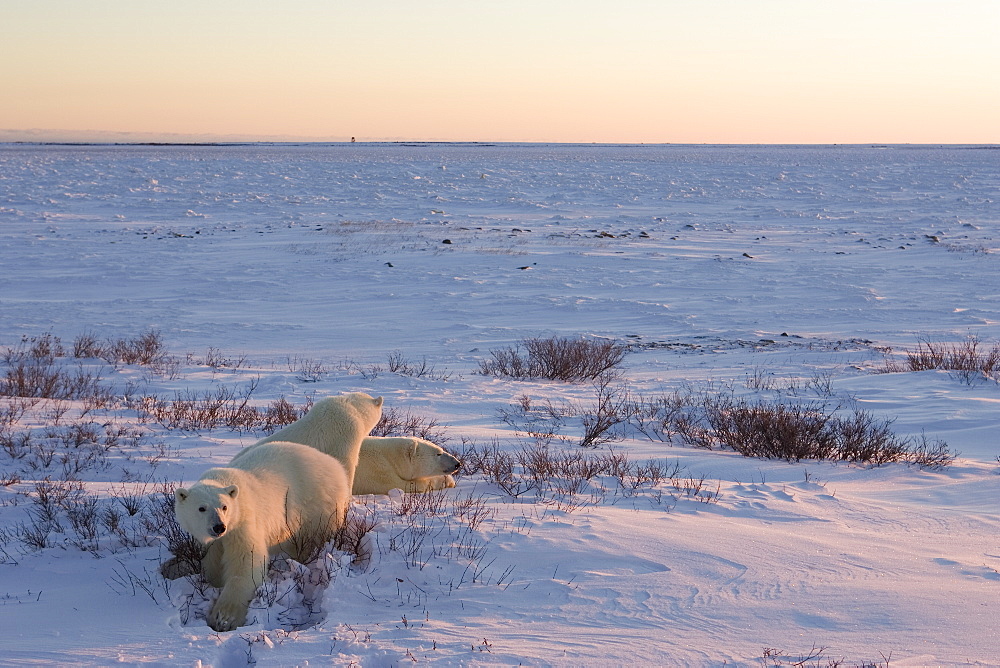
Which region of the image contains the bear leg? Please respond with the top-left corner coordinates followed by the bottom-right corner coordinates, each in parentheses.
top-left (206, 542), bottom-right (268, 632)
top-left (201, 541), bottom-right (226, 588)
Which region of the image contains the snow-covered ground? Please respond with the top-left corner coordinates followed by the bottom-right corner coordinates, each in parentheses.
top-left (0, 143), bottom-right (998, 666)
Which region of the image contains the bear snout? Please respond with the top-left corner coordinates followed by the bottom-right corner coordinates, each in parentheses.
top-left (441, 453), bottom-right (461, 474)
top-left (212, 522), bottom-right (227, 537)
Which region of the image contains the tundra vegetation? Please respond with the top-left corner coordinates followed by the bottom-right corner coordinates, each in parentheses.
top-left (0, 330), bottom-right (955, 662)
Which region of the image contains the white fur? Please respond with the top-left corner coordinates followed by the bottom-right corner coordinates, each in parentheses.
top-left (172, 441), bottom-right (350, 632)
top-left (354, 436), bottom-right (460, 495)
top-left (235, 392), bottom-right (384, 490)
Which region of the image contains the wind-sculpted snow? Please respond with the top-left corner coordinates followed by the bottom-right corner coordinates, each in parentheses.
top-left (0, 144), bottom-right (998, 665)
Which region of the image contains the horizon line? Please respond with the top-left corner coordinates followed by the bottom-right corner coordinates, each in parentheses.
top-left (3, 139), bottom-right (1000, 148)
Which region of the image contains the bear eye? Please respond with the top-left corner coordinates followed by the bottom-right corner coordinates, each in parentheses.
top-left (198, 506), bottom-right (207, 513)
top-left (222, 505), bottom-right (228, 511)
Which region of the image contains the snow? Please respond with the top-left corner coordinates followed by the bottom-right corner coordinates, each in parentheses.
top-left (0, 142), bottom-right (998, 666)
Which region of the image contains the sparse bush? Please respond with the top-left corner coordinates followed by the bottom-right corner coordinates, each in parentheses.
top-left (882, 337), bottom-right (1000, 383)
top-left (479, 336), bottom-right (628, 382)
top-left (0, 358), bottom-right (113, 402)
top-left (3, 333), bottom-right (65, 364)
top-left (386, 351), bottom-right (451, 380)
top-left (288, 356), bottom-right (328, 383)
top-left (262, 396), bottom-right (306, 432)
top-left (333, 502), bottom-right (380, 567)
top-left (101, 330), bottom-right (170, 367)
top-left (497, 377), bottom-right (629, 448)
top-left (456, 437), bottom-right (715, 506)
top-left (496, 395), bottom-right (570, 447)
top-left (131, 382), bottom-right (306, 433)
top-left (0, 397), bottom-right (39, 427)
top-left (675, 394), bottom-right (954, 467)
top-left (72, 331), bottom-right (102, 359)
top-left (1, 330), bottom-right (176, 375)
top-left (579, 375), bottom-right (628, 447)
top-left (707, 398), bottom-right (838, 460)
top-left (197, 346), bottom-right (248, 370)
top-left (624, 390), bottom-right (693, 442)
top-left (904, 433), bottom-right (956, 470)
top-left (371, 406), bottom-right (449, 444)
top-left (759, 644), bottom-right (891, 667)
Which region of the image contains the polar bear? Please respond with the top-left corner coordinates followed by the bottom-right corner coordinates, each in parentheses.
top-left (237, 392), bottom-right (384, 490)
top-left (170, 441), bottom-right (350, 632)
top-left (354, 436), bottom-right (461, 495)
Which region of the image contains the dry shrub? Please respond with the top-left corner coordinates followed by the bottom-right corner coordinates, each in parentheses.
top-left (371, 406), bottom-right (449, 444)
top-left (72, 331), bottom-right (102, 359)
top-left (760, 644), bottom-right (891, 667)
top-left (479, 336), bottom-right (628, 382)
top-left (2, 333), bottom-right (66, 364)
top-left (386, 351), bottom-right (451, 381)
top-left (707, 399), bottom-right (838, 460)
top-left (132, 384), bottom-right (306, 434)
top-left (7, 331), bottom-right (169, 369)
top-left (904, 433), bottom-right (956, 469)
top-left (0, 359), bottom-right (113, 402)
top-left (691, 395), bottom-right (953, 467)
top-left (579, 375), bottom-right (628, 447)
top-left (12, 475), bottom-right (170, 554)
top-left (333, 502), bottom-right (380, 567)
top-left (457, 438), bottom-right (716, 505)
top-left (883, 337), bottom-right (1000, 383)
top-left (5, 330), bottom-right (177, 378)
top-left (498, 376), bottom-right (628, 448)
top-left (100, 330), bottom-right (170, 367)
top-left (625, 390), bottom-right (693, 442)
top-left (262, 397), bottom-right (305, 431)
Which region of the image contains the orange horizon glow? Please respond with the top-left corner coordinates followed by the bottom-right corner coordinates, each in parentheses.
top-left (3, 1), bottom-right (999, 144)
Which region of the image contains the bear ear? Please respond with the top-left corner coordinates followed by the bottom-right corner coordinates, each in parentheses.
top-left (373, 396), bottom-right (384, 408)
top-left (175, 488), bottom-right (189, 502)
top-left (225, 485), bottom-right (239, 499)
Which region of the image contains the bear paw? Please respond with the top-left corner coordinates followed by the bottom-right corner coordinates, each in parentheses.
top-left (207, 601), bottom-right (249, 632)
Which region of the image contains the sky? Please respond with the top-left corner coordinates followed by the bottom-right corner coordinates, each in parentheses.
top-left (2, 0), bottom-right (999, 144)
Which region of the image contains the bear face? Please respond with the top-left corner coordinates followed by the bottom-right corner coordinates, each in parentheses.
top-left (354, 436), bottom-right (460, 495)
top-left (175, 481), bottom-right (240, 545)
top-left (402, 438), bottom-right (461, 479)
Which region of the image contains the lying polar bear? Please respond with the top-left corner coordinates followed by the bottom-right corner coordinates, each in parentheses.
top-left (167, 441), bottom-right (350, 632)
top-left (354, 436), bottom-right (461, 495)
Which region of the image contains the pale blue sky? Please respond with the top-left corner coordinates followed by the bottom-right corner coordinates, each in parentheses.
top-left (3, 0), bottom-right (998, 142)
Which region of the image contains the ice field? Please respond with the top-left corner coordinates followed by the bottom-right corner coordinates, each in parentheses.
top-left (0, 143), bottom-right (998, 666)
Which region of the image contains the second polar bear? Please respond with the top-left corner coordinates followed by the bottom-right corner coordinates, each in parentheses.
top-left (172, 441), bottom-right (350, 632)
top-left (237, 392), bottom-right (384, 489)
top-left (353, 436), bottom-right (461, 495)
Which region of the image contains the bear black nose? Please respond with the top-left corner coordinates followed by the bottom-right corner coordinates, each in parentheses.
top-left (445, 455), bottom-right (461, 474)
top-left (212, 523), bottom-right (226, 536)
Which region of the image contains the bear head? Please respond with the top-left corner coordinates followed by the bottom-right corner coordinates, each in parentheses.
top-left (404, 438), bottom-right (461, 479)
top-left (314, 392), bottom-right (384, 434)
top-left (342, 392), bottom-right (384, 431)
top-left (175, 481), bottom-right (240, 544)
